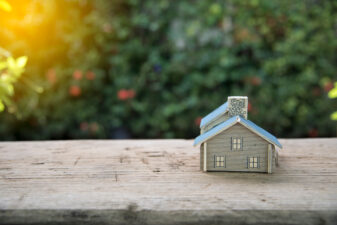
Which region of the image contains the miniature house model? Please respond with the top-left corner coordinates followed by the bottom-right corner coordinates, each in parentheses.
top-left (194, 96), bottom-right (282, 173)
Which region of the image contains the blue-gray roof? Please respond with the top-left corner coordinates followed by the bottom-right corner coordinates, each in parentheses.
top-left (194, 116), bottom-right (282, 148)
top-left (195, 116), bottom-right (237, 146)
top-left (200, 102), bottom-right (228, 128)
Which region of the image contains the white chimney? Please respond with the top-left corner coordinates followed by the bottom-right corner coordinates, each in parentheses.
top-left (228, 96), bottom-right (248, 119)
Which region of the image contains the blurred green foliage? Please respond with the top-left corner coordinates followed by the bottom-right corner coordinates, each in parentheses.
top-left (328, 82), bottom-right (337, 120)
top-left (0, 0), bottom-right (28, 114)
top-left (0, 0), bottom-right (11, 12)
top-left (0, 53), bottom-right (27, 112)
top-left (0, 0), bottom-right (336, 140)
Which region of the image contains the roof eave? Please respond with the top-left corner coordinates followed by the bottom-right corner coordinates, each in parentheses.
top-left (239, 122), bottom-right (283, 149)
top-left (199, 102), bottom-right (228, 128)
top-left (194, 116), bottom-right (283, 149)
top-left (200, 111), bottom-right (228, 129)
top-left (193, 116), bottom-right (239, 146)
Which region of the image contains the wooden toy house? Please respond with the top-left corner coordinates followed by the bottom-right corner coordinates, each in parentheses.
top-left (194, 96), bottom-right (282, 173)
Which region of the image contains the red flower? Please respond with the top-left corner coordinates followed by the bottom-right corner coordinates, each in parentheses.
top-left (73, 70), bottom-right (82, 80)
top-left (86, 71), bottom-right (95, 80)
top-left (118, 89), bottom-right (129, 100)
top-left (69, 85), bottom-right (81, 97)
top-left (324, 82), bottom-right (334, 92)
top-left (194, 117), bottom-right (202, 126)
top-left (117, 89), bottom-right (136, 100)
top-left (308, 128), bottom-right (318, 137)
top-left (248, 102), bottom-right (252, 112)
top-left (250, 76), bottom-right (262, 86)
top-left (46, 69), bottom-right (57, 84)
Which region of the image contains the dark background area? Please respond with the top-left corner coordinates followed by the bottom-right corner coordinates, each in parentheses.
top-left (0, 0), bottom-right (336, 140)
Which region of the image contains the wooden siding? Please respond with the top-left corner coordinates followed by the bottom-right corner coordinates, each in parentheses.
top-left (267, 144), bottom-right (272, 173)
top-left (200, 144), bottom-right (204, 171)
top-left (201, 113), bottom-right (229, 134)
top-left (272, 145), bottom-right (275, 168)
top-left (206, 123), bottom-right (269, 172)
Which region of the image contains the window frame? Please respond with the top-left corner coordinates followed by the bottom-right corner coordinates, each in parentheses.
top-left (214, 155), bottom-right (226, 168)
top-left (231, 137), bottom-right (243, 151)
top-left (247, 156), bottom-right (260, 168)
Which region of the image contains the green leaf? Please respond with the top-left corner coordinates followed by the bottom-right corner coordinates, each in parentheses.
top-left (7, 57), bottom-right (16, 69)
top-left (0, 101), bottom-right (4, 112)
top-left (16, 56), bottom-right (28, 68)
top-left (331, 112), bottom-right (337, 120)
top-left (328, 82), bottom-right (337, 99)
top-left (0, 61), bottom-right (7, 70)
top-left (209, 3), bottom-right (221, 15)
top-left (6, 84), bottom-right (14, 95)
top-left (0, 0), bottom-right (11, 12)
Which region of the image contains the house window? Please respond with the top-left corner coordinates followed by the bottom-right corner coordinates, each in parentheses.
top-left (231, 137), bottom-right (242, 150)
top-left (214, 155), bottom-right (225, 168)
top-left (248, 157), bottom-right (259, 168)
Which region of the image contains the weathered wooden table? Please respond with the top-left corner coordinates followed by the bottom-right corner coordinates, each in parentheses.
top-left (0, 139), bottom-right (337, 225)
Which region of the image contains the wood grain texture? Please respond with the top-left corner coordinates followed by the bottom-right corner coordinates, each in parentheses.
top-left (0, 139), bottom-right (337, 225)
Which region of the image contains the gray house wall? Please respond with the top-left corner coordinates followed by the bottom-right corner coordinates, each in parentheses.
top-left (200, 143), bottom-right (204, 171)
top-left (201, 113), bottom-right (229, 134)
top-left (206, 123), bottom-right (269, 172)
top-left (273, 145), bottom-right (278, 168)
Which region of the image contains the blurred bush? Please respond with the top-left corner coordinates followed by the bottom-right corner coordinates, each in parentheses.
top-left (0, 53), bottom-right (27, 112)
top-left (0, 0), bottom-right (336, 140)
top-left (329, 82), bottom-right (337, 120)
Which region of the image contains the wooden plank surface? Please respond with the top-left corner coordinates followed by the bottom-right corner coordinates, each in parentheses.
top-left (0, 139), bottom-right (337, 225)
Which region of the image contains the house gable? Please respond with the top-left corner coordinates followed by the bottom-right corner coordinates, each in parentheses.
top-left (206, 123), bottom-right (269, 172)
top-left (207, 123), bottom-right (268, 151)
